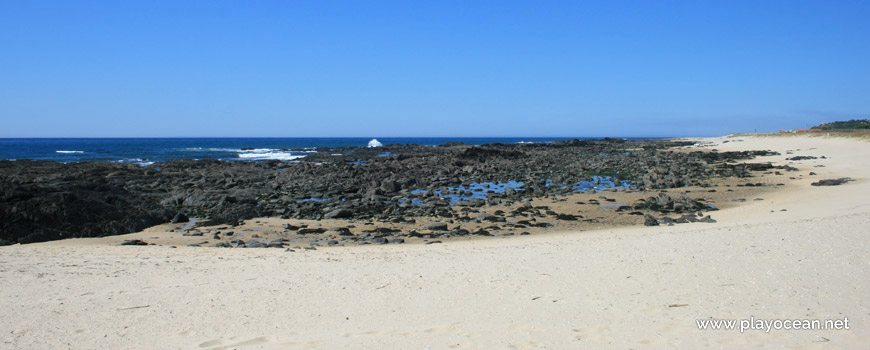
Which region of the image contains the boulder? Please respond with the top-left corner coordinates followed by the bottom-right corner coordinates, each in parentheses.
top-left (324, 208), bottom-right (354, 219)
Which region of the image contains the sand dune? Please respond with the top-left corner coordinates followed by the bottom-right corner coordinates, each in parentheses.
top-left (2, 134), bottom-right (869, 349)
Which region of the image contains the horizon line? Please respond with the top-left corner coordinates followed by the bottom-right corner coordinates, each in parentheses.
top-left (0, 135), bottom-right (701, 139)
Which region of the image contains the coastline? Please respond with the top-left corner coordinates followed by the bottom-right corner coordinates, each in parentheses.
top-left (1, 137), bottom-right (783, 246)
top-left (2, 134), bottom-right (869, 348)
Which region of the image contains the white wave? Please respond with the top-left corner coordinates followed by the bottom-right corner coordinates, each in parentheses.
top-left (367, 139), bottom-right (383, 147)
top-left (56, 150), bottom-right (84, 154)
top-left (240, 148), bottom-right (318, 154)
top-left (183, 147), bottom-right (245, 152)
top-left (183, 147), bottom-right (318, 154)
top-left (116, 158), bottom-right (155, 167)
top-left (238, 152), bottom-right (306, 161)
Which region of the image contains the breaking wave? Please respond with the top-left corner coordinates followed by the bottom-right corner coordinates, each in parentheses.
top-left (237, 152), bottom-right (307, 161)
top-left (367, 139), bottom-right (383, 147)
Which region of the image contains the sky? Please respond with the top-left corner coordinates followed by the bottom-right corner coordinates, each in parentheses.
top-left (1, 1), bottom-right (868, 137)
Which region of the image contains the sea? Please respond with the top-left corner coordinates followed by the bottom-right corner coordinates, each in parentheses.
top-left (0, 137), bottom-right (592, 166)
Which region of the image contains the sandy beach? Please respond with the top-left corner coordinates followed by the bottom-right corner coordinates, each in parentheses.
top-left (1, 134), bottom-right (868, 349)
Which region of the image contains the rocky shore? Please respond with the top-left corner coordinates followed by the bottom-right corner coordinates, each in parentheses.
top-left (0, 138), bottom-right (789, 245)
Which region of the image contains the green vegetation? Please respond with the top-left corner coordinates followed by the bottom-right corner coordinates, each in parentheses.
top-left (812, 119), bottom-right (870, 130)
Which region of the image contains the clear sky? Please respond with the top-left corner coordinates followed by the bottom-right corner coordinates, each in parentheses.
top-left (1, 1), bottom-right (867, 137)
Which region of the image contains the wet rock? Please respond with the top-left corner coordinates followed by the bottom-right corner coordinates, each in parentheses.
top-left (0, 139), bottom-right (776, 244)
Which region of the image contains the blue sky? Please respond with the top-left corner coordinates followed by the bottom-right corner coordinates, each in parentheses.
top-left (1, 1), bottom-right (867, 137)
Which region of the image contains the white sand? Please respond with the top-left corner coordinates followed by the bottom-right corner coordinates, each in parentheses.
top-left (2, 135), bottom-right (869, 349)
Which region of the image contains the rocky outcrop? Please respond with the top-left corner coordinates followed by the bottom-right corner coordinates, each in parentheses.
top-left (0, 139), bottom-right (778, 245)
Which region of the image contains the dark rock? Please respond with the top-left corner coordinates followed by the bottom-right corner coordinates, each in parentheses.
top-left (0, 139), bottom-right (777, 244)
top-left (675, 214), bottom-right (699, 223)
top-left (450, 228), bottom-right (470, 236)
top-left (471, 229), bottom-right (492, 236)
top-left (297, 228), bottom-right (326, 235)
top-left (330, 227), bottom-right (354, 236)
top-left (479, 213), bottom-right (506, 222)
top-left (555, 213), bottom-right (579, 221)
top-left (267, 240), bottom-right (286, 248)
top-left (324, 208), bottom-right (354, 219)
top-left (644, 214), bottom-right (659, 226)
top-left (245, 240), bottom-right (267, 248)
top-left (635, 193), bottom-right (711, 213)
top-left (171, 212), bottom-right (189, 224)
top-left (811, 178), bottom-right (852, 186)
top-left (120, 239), bottom-right (149, 246)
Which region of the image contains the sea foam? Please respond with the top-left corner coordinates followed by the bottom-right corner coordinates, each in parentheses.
top-left (237, 152), bottom-right (306, 161)
top-left (56, 150), bottom-right (84, 154)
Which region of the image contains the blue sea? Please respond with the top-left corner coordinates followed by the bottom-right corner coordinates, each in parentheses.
top-left (0, 137), bottom-right (586, 166)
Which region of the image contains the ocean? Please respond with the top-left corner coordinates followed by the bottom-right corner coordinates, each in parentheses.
top-left (0, 137), bottom-right (589, 165)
